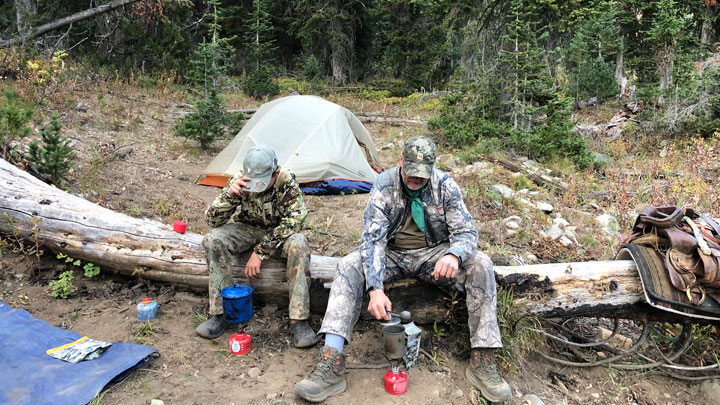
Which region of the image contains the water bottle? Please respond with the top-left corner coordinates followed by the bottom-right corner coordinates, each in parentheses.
top-left (136, 298), bottom-right (158, 321)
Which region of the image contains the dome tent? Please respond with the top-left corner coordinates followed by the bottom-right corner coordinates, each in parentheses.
top-left (197, 95), bottom-right (382, 194)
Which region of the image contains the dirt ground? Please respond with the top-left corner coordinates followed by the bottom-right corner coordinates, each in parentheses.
top-left (0, 81), bottom-right (713, 404)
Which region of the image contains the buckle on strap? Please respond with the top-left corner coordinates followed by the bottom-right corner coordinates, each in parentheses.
top-left (685, 286), bottom-right (706, 305)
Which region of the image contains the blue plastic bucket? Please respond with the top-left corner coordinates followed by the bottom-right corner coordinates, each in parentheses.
top-left (220, 284), bottom-right (253, 323)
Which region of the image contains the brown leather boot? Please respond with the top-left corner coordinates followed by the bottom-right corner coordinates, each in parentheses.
top-left (465, 349), bottom-right (512, 402)
top-left (295, 346), bottom-right (346, 402)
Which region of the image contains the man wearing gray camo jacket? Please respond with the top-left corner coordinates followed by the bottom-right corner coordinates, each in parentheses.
top-left (296, 136), bottom-right (511, 403)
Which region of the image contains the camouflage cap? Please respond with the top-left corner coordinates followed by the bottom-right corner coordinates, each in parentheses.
top-left (243, 145), bottom-right (278, 192)
top-left (402, 136), bottom-right (436, 179)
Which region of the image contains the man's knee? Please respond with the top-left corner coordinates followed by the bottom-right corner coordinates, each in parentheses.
top-left (285, 233), bottom-right (310, 257)
top-left (202, 228), bottom-right (226, 252)
top-left (336, 251), bottom-right (362, 276)
top-left (333, 251), bottom-right (365, 290)
top-left (463, 250), bottom-right (494, 278)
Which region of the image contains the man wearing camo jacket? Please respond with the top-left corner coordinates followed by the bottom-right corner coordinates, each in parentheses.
top-left (296, 136), bottom-right (511, 403)
top-left (196, 145), bottom-right (319, 348)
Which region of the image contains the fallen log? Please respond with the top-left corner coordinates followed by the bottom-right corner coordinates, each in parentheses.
top-left (477, 154), bottom-right (569, 193)
top-left (1, 158), bottom-right (650, 322)
top-left (224, 109), bottom-right (426, 126)
top-left (352, 112), bottom-right (426, 126)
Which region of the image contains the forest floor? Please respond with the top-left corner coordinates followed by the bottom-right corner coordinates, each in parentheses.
top-left (2, 77), bottom-right (719, 404)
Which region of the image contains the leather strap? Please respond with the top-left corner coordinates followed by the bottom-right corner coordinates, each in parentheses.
top-left (656, 226), bottom-right (697, 255)
top-left (637, 205), bottom-right (685, 228)
top-left (664, 248), bottom-right (698, 291)
top-left (698, 249), bottom-right (720, 288)
top-left (701, 214), bottom-right (720, 237)
top-left (687, 208), bottom-right (720, 237)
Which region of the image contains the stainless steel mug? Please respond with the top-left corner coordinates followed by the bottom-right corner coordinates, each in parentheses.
top-left (383, 325), bottom-right (406, 360)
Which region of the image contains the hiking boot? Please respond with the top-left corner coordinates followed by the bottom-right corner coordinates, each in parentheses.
top-left (295, 346), bottom-right (347, 402)
top-left (465, 349), bottom-right (512, 403)
top-left (291, 320), bottom-right (320, 348)
top-left (195, 314), bottom-right (229, 339)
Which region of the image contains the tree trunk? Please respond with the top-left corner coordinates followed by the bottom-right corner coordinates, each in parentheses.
top-left (14, 0), bottom-right (36, 39)
top-left (1, 158), bottom-right (651, 322)
top-left (1, 0), bottom-right (142, 48)
top-left (701, 5), bottom-right (711, 49)
top-left (657, 44), bottom-right (674, 92)
top-left (615, 37), bottom-right (625, 96)
top-left (328, 0), bottom-right (349, 85)
top-left (222, 109), bottom-right (426, 127)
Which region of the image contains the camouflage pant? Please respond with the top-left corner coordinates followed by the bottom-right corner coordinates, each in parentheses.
top-left (319, 243), bottom-right (502, 348)
top-left (203, 223), bottom-right (311, 320)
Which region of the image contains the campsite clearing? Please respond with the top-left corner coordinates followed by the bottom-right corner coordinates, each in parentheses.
top-left (0, 85), bottom-right (715, 404)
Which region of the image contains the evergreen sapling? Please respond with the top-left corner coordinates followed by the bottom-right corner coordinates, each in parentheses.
top-left (0, 89), bottom-right (33, 161)
top-left (27, 112), bottom-right (75, 186)
top-left (172, 90), bottom-right (225, 149)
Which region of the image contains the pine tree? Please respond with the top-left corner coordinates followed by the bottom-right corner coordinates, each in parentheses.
top-left (0, 89), bottom-right (33, 161)
top-left (430, 0), bottom-right (592, 169)
top-left (244, 0), bottom-right (277, 71)
top-left (188, 0), bottom-right (234, 100)
top-left (290, 0), bottom-right (371, 85)
top-left (567, 2), bottom-right (621, 101)
top-left (241, 0), bottom-right (280, 98)
top-left (172, 90), bottom-right (225, 150)
top-left (368, 0), bottom-right (463, 88)
top-left (175, 0), bottom-right (232, 148)
top-left (27, 112), bottom-right (75, 186)
top-left (498, 1), bottom-right (553, 131)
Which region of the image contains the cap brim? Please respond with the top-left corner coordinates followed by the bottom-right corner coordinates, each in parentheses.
top-left (245, 173), bottom-right (272, 192)
top-left (403, 162), bottom-right (432, 179)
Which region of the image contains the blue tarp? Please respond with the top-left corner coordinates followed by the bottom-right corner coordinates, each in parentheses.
top-left (0, 301), bottom-right (158, 405)
top-left (300, 179), bottom-right (374, 195)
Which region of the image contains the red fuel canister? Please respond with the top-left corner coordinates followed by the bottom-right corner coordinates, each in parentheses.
top-left (229, 331), bottom-right (251, 355)
top-left (384, 367), bottom-right (408, 395)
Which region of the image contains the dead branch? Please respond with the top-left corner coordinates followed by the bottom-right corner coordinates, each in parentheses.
top-left (0, 0), bottom-right (143, 48)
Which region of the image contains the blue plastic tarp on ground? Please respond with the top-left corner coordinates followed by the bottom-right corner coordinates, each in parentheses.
top-left (300, 179), bottom-right (373, 195)
top-left (0, 301), bottom-right (158, 405)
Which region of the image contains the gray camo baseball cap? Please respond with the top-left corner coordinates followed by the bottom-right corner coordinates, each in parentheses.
top-left (243, 145), bottom-right (278, 192)
top-left (402, 136), bottom-right (436, 179)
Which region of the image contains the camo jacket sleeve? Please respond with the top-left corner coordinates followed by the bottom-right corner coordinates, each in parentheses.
top-left (441, 176), bottom-right (478, 263)
top-left (205, 173), bottom-right (243, 228)
top-left (253, 172), bottom-right (308, 260)
top-left (360, 183), bottom-right (393, 292)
